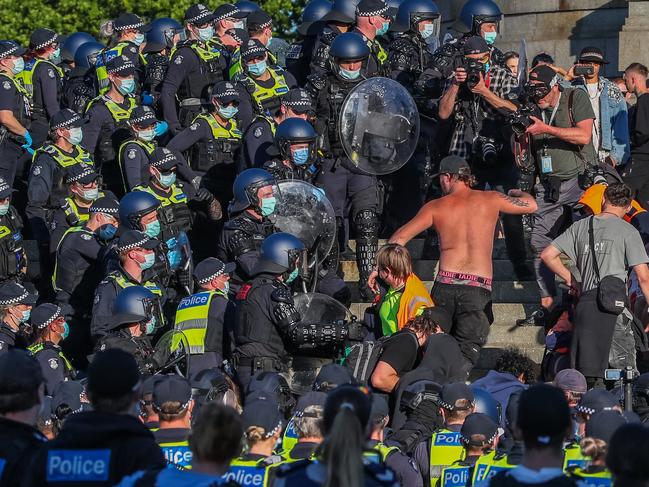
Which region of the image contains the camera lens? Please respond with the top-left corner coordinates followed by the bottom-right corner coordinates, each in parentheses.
top-left (482, 142), bottom-right (497, 163)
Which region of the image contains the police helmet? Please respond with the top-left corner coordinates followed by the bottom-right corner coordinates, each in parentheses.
top-left (74, 41), bottom-right (104, 69)
top-left (230, 168), bottom-right (276, 213)
top-left (298, 0), bottom-right (333, 36)
top-left (256, 232), bottom-right (305, 275)
top-left (323, 0), bottom-right (360, 24)
top-left (247, 371), bottom-right (295, 417)
top-left (61, 32), bottom-right (96, 63)
top-left (274, 118), bottom-right (318, 163)
top-left (392, 0), bottom-right (440, 33)
top-left (119, 191), bottom-right (160, 231)
top-left (144, 18), bottom-right (183, 54)
top-left (458, 0), bottom-right (502, 34)
top-left (330, 32), bottom-right (370, 62)
top-left (111, 286), bottom-right (155, 330)
top-left (191, 368), bottom-right (230, 403)
top-left (471, 386), bottom-right (502, 425)
top-left (235, 0), bottom-right (261, 14)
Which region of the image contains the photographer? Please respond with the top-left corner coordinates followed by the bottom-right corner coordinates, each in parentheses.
top-left (522, 64), bottom-right (595, 319)
top-left (438, 35), bottom-right (530, 280)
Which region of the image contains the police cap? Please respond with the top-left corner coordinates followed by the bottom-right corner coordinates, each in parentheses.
top-left (64, 164), bottom-right (100, 185)
top-left (50, 108), bottom-right (88, 131)
top-left (241, 39), bottom-right (267, 61)
top-left (152, 375), bottom-right (192, 411)
top-left (51, 380), bottom-right (85, 414)
top-left (314, 363), bottom-right (353, 391)
top-left (585, 410), bottom-right (628, 443)
top-left (0, 177), bottom-right (15, 200)
top-left (142, 375), bottom-right (165, 397)
top-left (295, 391), bottom-right (327, 416)
top-left (29, 28), bottom-right (59, 51)
top-left (214, 3), bottom-right (248, 22)
top-left (129, 106), bottom-right (158, 127)
top-left (281, 88), bottom-right (314, 114)
top-left (0, 349), bottom-right (43, 396)
top-left (224, 28), bottom-right (249, 46)
top-left (185, 3), bottom-right (215, 25)
top-left (149, 147), bottom-right (180, 171)
top-left (370, 394), bottom-right (389, 423)
top-left (439, 382), bottom-right (475, 410)
top-left (212, 81), bottom-right (240, 105)
top-left (90, 196), bottom-right (120, 217)
top-left (356, 0), bottom-right (395, 18)
top-left (194, 257), bottom-right (236, 285)
top-left (113, 13), bottom-right (151, 33)
top-left (576, 389), bottom-right (620, 416)
top-left (87, 348), bottom-right (141, 398)
top-left (105, 55), bottom-right (136, 77)
top-left (0, 41), bottom-right (26, 60)
top-left (242, 396), bottom-right (284, 435)
top-left (31, 303), bottom-right (63, 330)
top-left (117, 229), bottom-right (158, 253)
top-left (460, 412), bottom-right (499, 446)
top-left (247, 10), bottom-right (273, 31)
top-left (0, 281), bottom-right (37, 307)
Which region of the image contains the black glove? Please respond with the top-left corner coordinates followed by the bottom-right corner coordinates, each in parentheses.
top-left (347, 322), bottom-right (368, 341)
top-left (195, 188), bottom-right (214, 203)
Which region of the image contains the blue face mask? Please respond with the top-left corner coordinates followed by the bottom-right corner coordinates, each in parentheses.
top-left (158, 170), bottom-right (177, 188)
top-left (117, 77), bottom-right (136, 95)
top-left (49, 47), bottom-right (61, 64)
top-left (197, 26), bottom-right (214, 43)
top-left (221, 281), bottom-right (230, 295)
top-left (140, 251), bottom-right (156, 270)
top-left (145, 317), bottom-right (156, 334)
top-left (376, 21), bottom-right (389, 36)
top-left (259, 196), bottom-right (276, 217)
top-left (483, 31), bottom-right (497, 45)
top-left (0, 203), bottom-right (10, 217)
top-left (138, 128), bottom-right (156, 142)
top-left (247, 60), bottom-right (267, 77)
top-left (99, 223), bottom-right (117, 241)
top-left (81, 187), bottom-right (99, 202)
top-left (420, 23), bottom-right (436, 39)
top-left (67, 127), bottom-right (83, 145)
top-left (11, 57), bottom-right (24, 75)
top-left (291, 147), bottom-right (309, 165)
top-left (134, 33), bottom-right (146, 46)
top-left (339, 67), bottom-right (361, 80)
top-left (286, 267), bottom-right (299, 283)
top-left (218, 105), bottom-right (239, 119)
top-left (144, 220), bottom-right (161, 238)
top-left (61, 322), bottom-right (70, 340)
top-left (20, 309), bottom-right (31, 323)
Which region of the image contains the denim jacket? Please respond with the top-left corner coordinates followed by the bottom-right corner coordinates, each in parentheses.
top-left (569, 77), bottom-right (630, 165)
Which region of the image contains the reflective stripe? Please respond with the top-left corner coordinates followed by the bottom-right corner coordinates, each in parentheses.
top-left (86, 95), bottom-right (137, 122)
top-left (563, 444), bottom-right (589, 471)
top-left (174, 290), bottom-right (223, 354)
top-left (112, 274), bottom-right (162, 296)
top-left (429, 431), bottom-right (465, 487)
top-left (571, 467), bottom-right (612, 487)
top-left (248, 67), bottom-right (290, 109)
top-left (223, 458), bottom-right (270, 487)
top-left (28, 342), bottom-right (73, 372)
top-left (33, 144), bottom-right (94, 169)
top-left (118, 139), bottom-right (155, 191)
top-left (195, 113), bottom-right (242, 140)
top-left (16, 58), bottom-right (63, 98)
top-left (95, 43), bottom-right (146, 94)
top-left (134, 184), bottom-right (188, 207)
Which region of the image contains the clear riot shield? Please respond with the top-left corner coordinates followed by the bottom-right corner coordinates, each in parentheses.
top-left (153, 330), bottom-right (190, 377)
top-left (294, 292), bottom-right (353, 324)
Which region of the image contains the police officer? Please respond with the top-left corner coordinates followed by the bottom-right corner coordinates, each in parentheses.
top-left (91, 230), bottom-right (162, 340)
top-left (18, 28), bottom-right (64, 149)
top-left (216, 168), bottom-right (276, 293)
top-left (353, 0), bottom-right (394, 77)
top-left (0, 282), bottom-right (37, 353)
top-left (84, 55), bottom-right (139, 189)
top-left (60, 32), bottom-right (96, 70)
top-left (233, 232), bottom-right (365, 391)
top-left (277, 390), bottom-right (326, 456)
top-left (25, 348), bottom-right (166, 486)
top-left (236, 39), bottom-right (297, 130)
top-left (242, 87), bottom-right (314, 169)
top-left (220, 27), bottom-right (250, 82)
top-left (211, 2), bottom-right (247, 76)
top-left (27, 303), bottom-right (74, 395)
top-left (285, 0), bottom-right (333, 86)
top-left (61, 40), bottom-right (102, 114)
top-left (175, 257), bottom-right (236, 376)
top-left (141, 18), bottom-right (183, 104)
top-left (213, 4), bottom-right (247, 47)
top-left (0, 177), bottom-right (26, 284)
top-left (160, 3), bottom-right (227, 133)
top-left (246, 10), bottom-right (277, 62)
top-left (94, 286), bottom-right (160, 375)
top-left (0, 41), bottom-right (33, 186)
top-left (307, 32), bottom-right (382, 301)
top-left (27, 108), bottom-right (93, 251)
top-left (167, 80), bottom-right (243, 208)
top-left (309, 0), bottom-right (357, 75)
top-left (53, 196), bottom-right (119, 367)
top-left (264, 117), bottom-right (320, 182)
top-left (95, 13), bottom-right (149, 94)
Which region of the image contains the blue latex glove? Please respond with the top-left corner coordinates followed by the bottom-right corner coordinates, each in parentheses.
top-left (21, 131), bottom-right (33, 154)
top-left (167, 249), bottom-right (181, 269)
top-left (141, 92), bottom-right (154, 106)
top-left (314, 187), bottom-right (326, 199)
top-left (154, 121), bottom-right (169, 137)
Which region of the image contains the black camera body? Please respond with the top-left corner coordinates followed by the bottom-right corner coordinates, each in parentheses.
top-left (463, 58), bottom-right (485, 89)
top-left (507, 105), bottom-right (537, 137)
top-left (574, 65), bottom-right (595, 77)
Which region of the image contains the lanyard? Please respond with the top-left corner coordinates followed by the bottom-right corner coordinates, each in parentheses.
top-left (542, 92), bottom-right (562, 126)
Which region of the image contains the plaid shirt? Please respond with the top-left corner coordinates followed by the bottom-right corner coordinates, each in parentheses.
top-left (444, 64), bottom-right (519, 158)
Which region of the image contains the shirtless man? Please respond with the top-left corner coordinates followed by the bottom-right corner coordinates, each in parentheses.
top-left (371, 156), bottom-right (537, 374)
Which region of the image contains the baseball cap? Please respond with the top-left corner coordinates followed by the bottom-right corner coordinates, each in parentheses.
top-left (89, 196), bottom-right (120, 217)
top-left (0, 349), bottom-right (43, 396)
top-left (439, 382), bottom-right (475, 410)
top-left (214, 4), bottom-right (247, 22)
top-left (87, 349), bottom-right (141, 398)
top-left (370, 394), bottom-right (390, 422)
top-left (585, 410), bottom-right (627, 443)
top-left (0, 281), bottom-right (38, 307)
top-left (578, 46), bottom-right (608, 65)
top-left (152, 375), bottom-right (192, 411)
top-left (225, 28), bottom-right (249, 46)
top-left (576, 389), bottom-right (620, 416)
top-left (241, 39), bottom-right (267, 61)
top-left (553, 369), bottom-right (587, 394)
top-left (0, 41), bottom-right (26, 60)
top-left (193, 257), bottom-right (236, 285)
top-left (51, 380), bottom-right (86, 414)
top-left (463, 35), bottom-right (489, 55)
top-left (247, 10), bottom-right (273, 30)
top-left (461, 412), bottom-right (499, 446)
top-left (314, 363), bottom-right (353, 391)
top-left (105, 55), bottom-right (136, 76)
top-left (113, 13), bottom-right (150, 33)
top-left (528, 64), bottom-right (558, 88)
top-left (356, 0), bottom-right (394, 18)
top-left (433, 156), bottom-right (472, 178)
top-left (211, 81), bottom-right (239, 105)
top-left (0, 177), bottom-right (15, 200)
top-left (129, 106), bottom-right (158, 127)
top-left (517, 384), bottom-right (571, 445)
top-left (294, 391), bottom-right (327, 417)
top-left (30, 28), bottom-right (59, 51)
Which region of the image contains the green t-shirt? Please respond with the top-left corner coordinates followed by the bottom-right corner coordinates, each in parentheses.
top-left (532, 87), bottom-right (597, 180)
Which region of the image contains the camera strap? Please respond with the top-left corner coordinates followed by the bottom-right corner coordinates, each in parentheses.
top-left (541, 92), bottom-right (561, 126)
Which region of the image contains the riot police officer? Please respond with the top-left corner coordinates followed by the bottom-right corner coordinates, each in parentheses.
top-left (264, 117), bottom-right (320, 182)
top-left (95, 13), bottom-right (149, 94)
top-left (27, 108), bottom-right (94, 252)
top-left (141, 18), bottom-right (183, 104)
top-left (18, 28), bottom-right (64, 149)
top-left (216, 168), bottom-right (276, 293)
top-left (175, 257), bottom-right (236, 376)
top-left (353, 0), bottom-right (394, 77)
top-left (167, 80), bottom-right (243, 208)
top-left (94, 286), bottom-right (160, 375)
top-left (60, 32), bottom-right (96, 69)
top-left (84, 55), bottom-right (139, 189)
top-left (0, 281), bottom-right (37, 353)
top-left (0, 41), bottom-right (33, 185)
top-left (0, 177), bottom-right (26, 284)
top-left (234, 232), bottom-right (365, 390)
top-left (307, 32), bottom-right (381, 301)
top-left (309, 0), bottom-right (357, 75)
top-left (236, 39), bottom-right (297, 130)
top-left (61, 40), bottom-right (102, 114)
top-left (91, 229), bottom-right (162, 340)
top-left (160, 3), bottom-right (227, 133)
top-left (28, 303), bottom-right (75, 395)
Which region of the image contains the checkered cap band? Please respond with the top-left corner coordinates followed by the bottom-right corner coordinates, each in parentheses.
top-left (36, 306), bottom-right (63, 329)
top-left (0, 288), bottom-right (30, 306)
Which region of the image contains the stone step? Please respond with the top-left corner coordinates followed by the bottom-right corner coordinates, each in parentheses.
top-left (340, 259), bottom-right (535, 282)
top-left (476, 345), bottom-right (545, 371)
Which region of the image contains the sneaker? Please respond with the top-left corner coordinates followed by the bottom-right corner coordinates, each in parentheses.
top-left (516, 308), bottom-right (547, 327)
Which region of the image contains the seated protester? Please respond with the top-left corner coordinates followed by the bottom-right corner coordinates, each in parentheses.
top-left (91, 230), bottom-right (162, 340)
top-left (480, 384), bottom-right (573, 487)
top-left (0, 282), bottom-right (38, 353)
top-left (174, 257), bottom-right (236, 377)
top-left (471, 348), bottom-right (535, 425)
top-left (412, 383), bottom-right (476, 487)
top-left (371, 243), bottom-right (433, 336)
top-left (50, 380), bottom-right (88, 436)
top-left (27, 303), bottom-right (75, 395)
top-left (139, 375), bottom-right (163, 431)
top-left (605, 423), bottom-right (649, 487)
top-left (552, 369), bottom-right (587, 409)
top-left (117, 402), bottom-right (243, 487)
top-left (370, 314), bottom-right (436, 393)
top-left (367, 395), bottom-right (423, 487)
top-left (440, 413), bottom-right (500, 487)
top-left (416, 307), bottom-right (466, 384)
top-left (223, 394), bottom-right (285, 485)
top-left (0, 177), bottom-right (27, 284)
top-left (278, 391), bottom-right (327, 460)
top-left (27, 108), bottom-right (93, 252)
top-left (26, 349), bottom-right (165, 486)
top-left (0, 350), bottom-right (48, 483)
top-left (152, 375), bottom-right (194, 470)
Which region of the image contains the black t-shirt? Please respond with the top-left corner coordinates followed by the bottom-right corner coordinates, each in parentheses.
top-left (418, 333), bottom-right (466, 384)
top-left (630, 92), bottom-right (649, 160)
top-left (378, 330), bottom-right (420, 375)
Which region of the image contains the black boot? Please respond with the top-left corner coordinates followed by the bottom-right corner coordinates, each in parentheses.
top-left (355, 209), bottom-right (379, 302)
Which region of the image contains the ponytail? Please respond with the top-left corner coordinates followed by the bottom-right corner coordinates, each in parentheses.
top-left (99, 20), bottom-right (115, 40)
top-left (322, 404), bottom-right (364, 487)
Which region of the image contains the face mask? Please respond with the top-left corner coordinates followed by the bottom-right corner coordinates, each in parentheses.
top-left (81, 187), bottom-right (99, 201)
top-left (49, 47), bottom-right (61, 64)
top-left (11, 57), bottom-right (24, 75)
top-left (266, 36), bottom-right (273, 48)
top-left (61, 322), bottom-right (70, 340)
top-left (143, 220), bottom-right (161, 238)
top-left (19, 309), bottom-right (31, 323)
top-left (197, 26), bottom-right (214, 42)
top-left (286, 267), bottom-right (299, 283)
top-left (291, 147), bottom-right (309, 165)
top-left (67, 127), bottom-right (83, 145)
top-left (218, 105), bottom-right (239, 119)
top-left (138, 128), bottom-right (155, 142)
top-left (117, 77), bottom-right (136, 95)
top-left (99, 223), bottom-right (117, 241)
top-left (145, 317), bottom-right (156, 334)
top-left (233, 21), bottom-right (245, 30)
top-left (0, 203), bottom-right (10, 217)
top-left (247, 60), bottom-right (267, 77)
top-left (259, 196), bottom-right (276, 217)
top-left (140, 251), bottom-right (156, 270)
top-left (483, 31), bottom-right (497, 45)
top-left (221, 281), bottom-right (230, 294)
top-left (339, 67), bottom-right (361, 80)
top-left (134, 33), bottom-right (146, 46)
top-left (420, 23), bottom-right (436, 39)
top-left (158, 170), bottom-right (177, 188)
top-left (376, 21), bottom-right (389, 36)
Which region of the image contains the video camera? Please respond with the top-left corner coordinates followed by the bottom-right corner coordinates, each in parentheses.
top-left (605, 366), bottom-right (638, 412)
